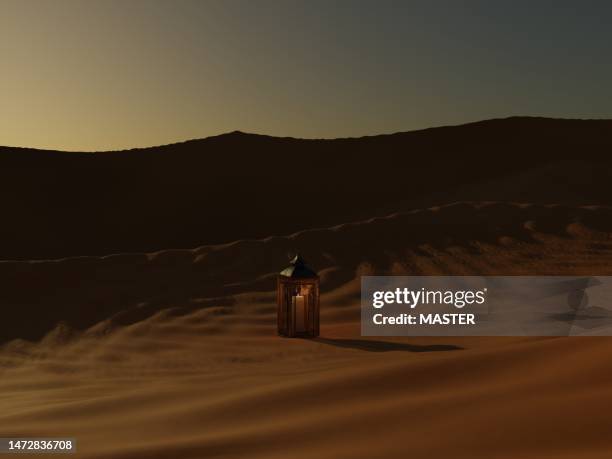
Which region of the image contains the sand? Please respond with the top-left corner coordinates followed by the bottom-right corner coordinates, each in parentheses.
top-left (2, 202), bottom-right (612, 458)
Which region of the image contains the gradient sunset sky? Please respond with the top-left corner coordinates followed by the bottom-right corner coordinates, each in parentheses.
top-left (2, 0), bottom-right (611, 151)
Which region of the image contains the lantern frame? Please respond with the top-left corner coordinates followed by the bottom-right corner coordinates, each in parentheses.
top-left (277, 255), bottom-right (320, 338)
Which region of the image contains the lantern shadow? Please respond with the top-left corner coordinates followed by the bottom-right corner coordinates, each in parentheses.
top-left (312, 337), bottom-right (462, 353)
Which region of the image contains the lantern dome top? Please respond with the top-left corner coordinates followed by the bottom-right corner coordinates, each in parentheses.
top-left (279, 254), bottom-right (318, 279)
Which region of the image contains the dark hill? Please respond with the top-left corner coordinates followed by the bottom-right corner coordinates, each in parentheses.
top-left (1, 116), bottom-right (611, 260)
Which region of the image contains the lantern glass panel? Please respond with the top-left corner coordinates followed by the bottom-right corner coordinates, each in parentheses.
top-left (277, 276), bottom-right (319, 338)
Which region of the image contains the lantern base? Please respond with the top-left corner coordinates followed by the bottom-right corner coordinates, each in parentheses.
top-left (278, 330), bottom-right (319, 339)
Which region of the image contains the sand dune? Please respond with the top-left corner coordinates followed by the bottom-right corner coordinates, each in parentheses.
top-left (2, 202), bottom-right (612, 457)
top-left (3, 201), bottom-right (612, 342)
top-left (1, 117), bottom-right (612, 260)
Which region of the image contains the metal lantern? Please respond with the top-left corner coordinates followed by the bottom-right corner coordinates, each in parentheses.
top-left (277, 254), bottom-right (320, 338)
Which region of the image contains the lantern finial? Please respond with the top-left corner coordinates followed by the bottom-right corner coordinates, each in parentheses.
top-left (290, 253), bottom-right (305, 266)
top-left (280, 253), bottom-right (317, 278)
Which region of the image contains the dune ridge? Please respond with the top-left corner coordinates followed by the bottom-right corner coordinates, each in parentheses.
top-left (2, 201), bottom-right (612, 344)
top-left (2, 116), bottom-right (612, 260)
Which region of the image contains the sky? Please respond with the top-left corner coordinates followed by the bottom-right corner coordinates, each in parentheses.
top-left (1, 0), bottom-right (611, 151)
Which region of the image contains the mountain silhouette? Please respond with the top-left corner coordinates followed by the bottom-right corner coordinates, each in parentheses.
top-left (1, 116), bottom-right (611, 260)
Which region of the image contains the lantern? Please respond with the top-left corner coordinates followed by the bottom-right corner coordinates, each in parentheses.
top-left (277, 254), bottom-right (320, 337)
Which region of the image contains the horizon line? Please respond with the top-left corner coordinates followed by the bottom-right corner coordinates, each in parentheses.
top-left (1, 115), bottom-right (610, 154)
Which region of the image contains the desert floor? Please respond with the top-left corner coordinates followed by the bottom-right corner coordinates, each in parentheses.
top-left (2, 202), bottom-right (612, 458)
